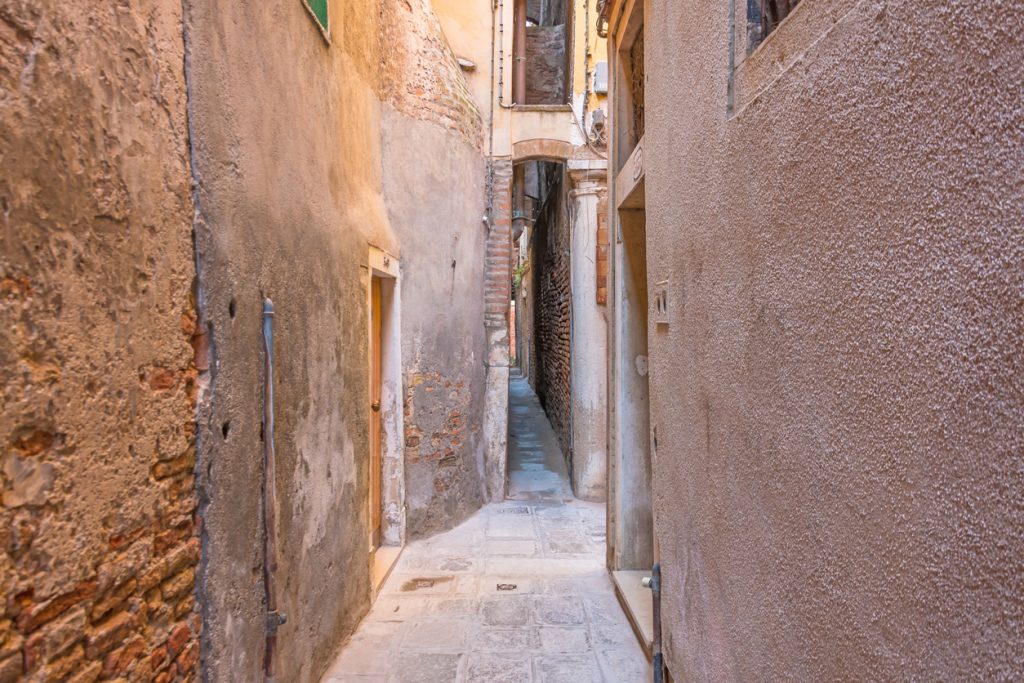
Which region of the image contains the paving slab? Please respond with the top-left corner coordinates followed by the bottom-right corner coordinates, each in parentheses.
top-left (321, 374), bottom-right (650, 682)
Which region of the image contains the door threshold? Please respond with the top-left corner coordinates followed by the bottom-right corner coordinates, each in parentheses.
top-left (611, 569), bottom-right (654, 658)
top-left (372, 545), bottom-right (403, 596)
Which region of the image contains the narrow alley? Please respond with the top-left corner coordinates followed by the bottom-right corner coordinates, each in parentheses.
top-left (2, 0), bottom-right (1021, 681)
top-left (323, 373), bottom-right (649, 682)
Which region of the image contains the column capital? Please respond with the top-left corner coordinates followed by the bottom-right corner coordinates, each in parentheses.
top-left (567, 159), bottom-right (609, 196)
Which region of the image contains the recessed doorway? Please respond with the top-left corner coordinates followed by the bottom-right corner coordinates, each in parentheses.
top-left (367, 247), bottom-right (403, 595)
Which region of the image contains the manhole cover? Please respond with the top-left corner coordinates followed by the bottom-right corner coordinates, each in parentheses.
top-left (499, 507), bottom-right (531, 515)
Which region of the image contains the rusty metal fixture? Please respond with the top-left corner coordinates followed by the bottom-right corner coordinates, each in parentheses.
top-left (648, 563), bottom-right (665, 683)
top-left (596, 0), bottom-right (609, 38)
top-left (262, 298), bottom-right (286, 682)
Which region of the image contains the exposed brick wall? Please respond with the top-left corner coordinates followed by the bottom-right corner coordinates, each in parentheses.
top-left (526, 25), bottom-right (568, 105)
top-left (530, 169), bottom-right (573, 460)
top-left (380, 0), bottom-right (483, 147)
top-left (596, 191), bottom-right (610, 305)
top-left (0, 1), bottom-right (199, 680)
top-left (403, 371), bottom-right (482, 534)
top-left (486, 160), bottom-right (515, 332)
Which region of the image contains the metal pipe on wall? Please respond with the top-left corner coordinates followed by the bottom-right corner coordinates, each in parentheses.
top-left (512, 0), bottom-right (528, 104)
top-left (651, 563), bottom-right (664, 683)
top-left (262, 298), bottom-right (286, 682)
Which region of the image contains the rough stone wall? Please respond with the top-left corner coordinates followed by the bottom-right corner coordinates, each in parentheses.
top-left (531, 171), bottom-right (573, 465)
top-left (641, 0), bottom-right (1024, 679)
top-left (526, 25), bottom-right (568, 104)
top-left (0, 1), bottom-right (199, 680)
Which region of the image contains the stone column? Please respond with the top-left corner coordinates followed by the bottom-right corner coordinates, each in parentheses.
top-left (567, 160), bottom-right (610, 501)
top-left (482, 158), bottom-right (514, 502)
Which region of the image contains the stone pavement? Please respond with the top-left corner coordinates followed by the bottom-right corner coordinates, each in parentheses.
top-left (322, 372), bottom-right (651, 682)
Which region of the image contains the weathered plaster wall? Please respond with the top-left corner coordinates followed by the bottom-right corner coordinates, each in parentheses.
top-left (184, 0), bottom-right (486, 680)
top-left (382, 108), bottom-right (487, 539)
top-left (0, 1), bottom-right (199, 680)
top-left (642, 0), bottom-right (1024, 679)
top-left (185, 2), bottom-right (381, 678)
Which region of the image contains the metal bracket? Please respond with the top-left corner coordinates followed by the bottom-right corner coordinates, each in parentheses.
top-left (266, 611), bottom-right (287, 635)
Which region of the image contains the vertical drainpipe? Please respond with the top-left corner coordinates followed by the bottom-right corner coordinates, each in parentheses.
top-left (644, 563), bottom-right (665, 683)
top-left (512, 0), bottom-right (527, 104)
top-left (262, 298), bottom-right (286, 682)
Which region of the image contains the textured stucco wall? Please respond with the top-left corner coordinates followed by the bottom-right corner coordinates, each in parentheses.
top-left (0, 1), bottom-right (199, 679)
top-left (184, 0), bottom-right (486, 680)
top-left (641, 0), bottom-right (1024, 679)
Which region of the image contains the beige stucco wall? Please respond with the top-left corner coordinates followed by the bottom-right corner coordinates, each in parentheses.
top-left (0, 1), bottom-right (200, 679)
top-left (640, 0), bottom-right (1023, 680)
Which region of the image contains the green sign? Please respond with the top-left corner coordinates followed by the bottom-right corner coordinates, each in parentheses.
top-left (304, 0), bottom-right (328, 35)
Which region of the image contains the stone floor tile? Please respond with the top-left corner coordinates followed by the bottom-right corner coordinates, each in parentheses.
top-left (539, 627), bottom-right (591, 653)
top-left (574, 572), bottom-right (615, 595)
top-left (480, 595), bottom-right (533, 627)
top-left (486, 515), bottom-right (536, 539)
top-left (464, 654), bottom-right (534, 683)
top-left (327, 637), bottom-right (391, 676)
top-left (400, 618), bottom-right (468, 650)
top-left (486, 539), bottom-right (539, 556)
top-left (535, 596), bottom-right (586, 625)
top-left (596, 648), bottom-right (652, 682)
top-left (387, 653), bottom-right (462, 683)
top-left (538, 577), bottom-right (577, 596)
top-left (589, 621), bottom-right (639, 651)
top-left (366, 596), bottom-right (431, 623)
top-left (582, 595), bottom-right (630, 625)
top-left (469, 625), bottom-right (542, 652)
top-left (430, 597), bottom-right (479, 616)
top-left (534, 655), bottom-right (603, 683)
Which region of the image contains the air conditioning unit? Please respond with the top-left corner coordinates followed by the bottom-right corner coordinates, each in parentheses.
top-left (593, 61), bottom-right (609, 95)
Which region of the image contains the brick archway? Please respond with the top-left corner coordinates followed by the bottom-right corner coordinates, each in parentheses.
top-left (512, 138), bottom-right (574, 163)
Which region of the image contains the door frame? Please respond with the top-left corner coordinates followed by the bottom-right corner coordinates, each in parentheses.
top-left (366, 247), bottom-right (404, 565)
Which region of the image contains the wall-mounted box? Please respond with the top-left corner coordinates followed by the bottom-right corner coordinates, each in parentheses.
top-left (593, 61), bottom-right (609, 94)
top-left (653, 279), bottom-right (669, 326)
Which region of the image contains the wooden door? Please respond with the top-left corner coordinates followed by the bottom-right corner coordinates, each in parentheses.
top-left (370, 277), bottom-right (383, 550)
